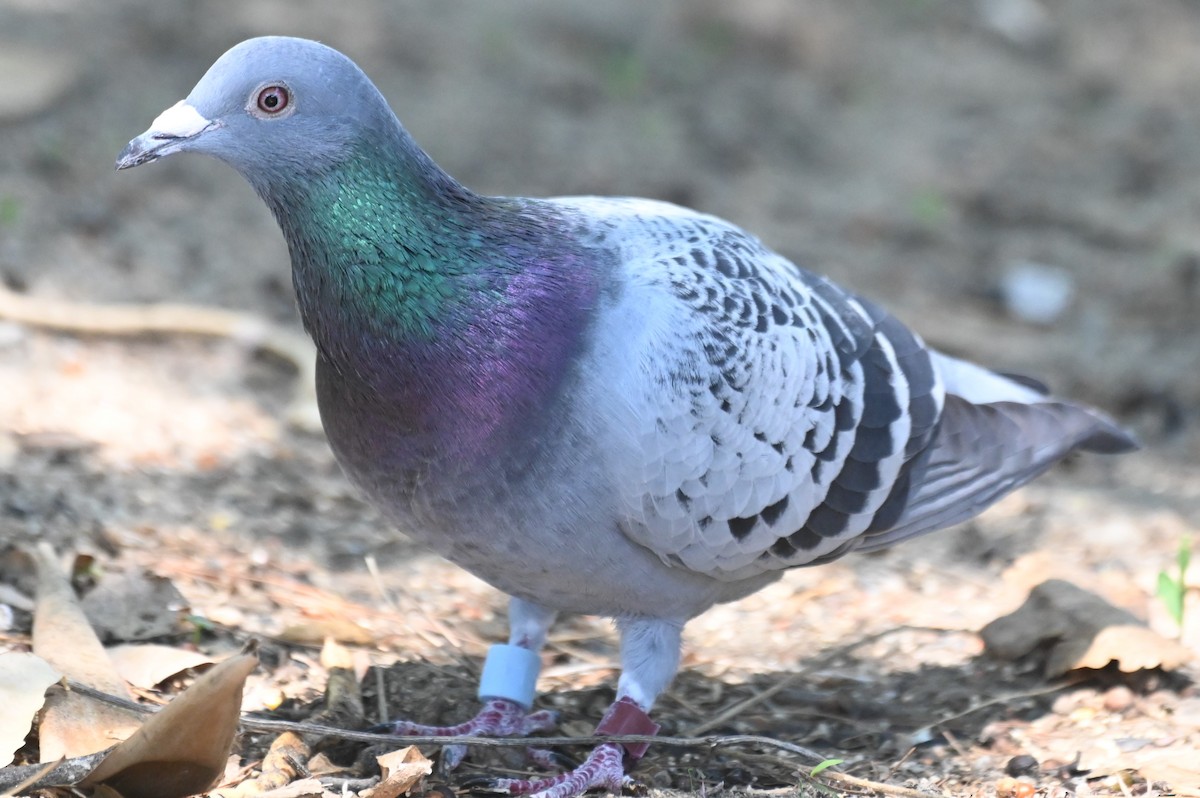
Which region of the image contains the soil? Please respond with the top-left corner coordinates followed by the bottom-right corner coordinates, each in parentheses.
top-left (2, 1), bottom-right (1199, 796)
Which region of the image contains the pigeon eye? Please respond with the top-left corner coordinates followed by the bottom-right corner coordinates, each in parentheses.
top-left (255, 85), bottom-right (290, 115)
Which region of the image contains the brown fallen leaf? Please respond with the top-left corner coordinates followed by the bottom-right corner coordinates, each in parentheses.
top-left (81, 570), bottom-right (190, 643)
top-left (215, 730), bottom-right (311, 796)
top-left (0, 652), bottom-right (60, 766)
top-left (31, 543), bottom-right (142, 761)
top-left (304, 752), bottom-right (349, 777)
top-left (374, 746), bottom-right (433, 798)
top-left (213, 649), bottom-right (365, 798)
top-left (238, 778), bottom-right (329, 798)
top-left (319, 637), bottom-right (353, 671)
top-left (320, 636), bottom-right (372, 686)
top-left (981, 579), bottom-right (1192, 677)
top-left (31, 545), bottom-right (131, 699)
top-left (106, 644), bottom-right (214, 690)
top-left (1130, 748), bottom-right (1200, 794)
top-left (79, 642), bottom-right (259, 798)
top-left (277, 619), bottom-right (376, 647)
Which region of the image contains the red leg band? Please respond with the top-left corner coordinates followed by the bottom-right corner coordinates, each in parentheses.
top-left (594, 697), bottom-right (660, 759)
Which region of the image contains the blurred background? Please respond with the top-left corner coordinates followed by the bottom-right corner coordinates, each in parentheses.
top-left (2, 0), bottom-right (1199, 790)
top-left (4, 1), bottom-right (1200, 432)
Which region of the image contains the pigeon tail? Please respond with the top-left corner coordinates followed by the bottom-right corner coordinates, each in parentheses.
top-left (855, 394), bottom-right (1136, 553)
top-left (1073, 411), bottom-right (1140, 454)
top-left (927, 348), bottom-right (1139, 454)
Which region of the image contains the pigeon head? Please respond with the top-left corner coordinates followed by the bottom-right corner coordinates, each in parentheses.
top-left (116, 37), bottom-right (396, 184)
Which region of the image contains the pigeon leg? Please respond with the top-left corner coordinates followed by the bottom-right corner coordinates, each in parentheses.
top-left (470, 617), bottom-right (682, 798)
top-left (374, 598), bottom-right (559, 768)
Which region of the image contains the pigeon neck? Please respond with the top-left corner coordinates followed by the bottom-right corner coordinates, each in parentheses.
top-left (265, 135), bottom-right (603, 459)
top-left (273, 132), bottom-right (487, 342)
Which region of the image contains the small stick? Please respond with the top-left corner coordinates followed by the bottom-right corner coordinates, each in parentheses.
top-left (0, 284), bottom-right (320, 430)
top-left (49, 680), bottom-right (958, 797)
top-left (687, 625), bottom-right (973, 736)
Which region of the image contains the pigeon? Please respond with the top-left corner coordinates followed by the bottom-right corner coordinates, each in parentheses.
top-left (117, 36), bottom-right (1137, 798)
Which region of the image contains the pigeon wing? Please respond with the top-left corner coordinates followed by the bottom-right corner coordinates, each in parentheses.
top-left (564, 197), bottom-right (1133, 581)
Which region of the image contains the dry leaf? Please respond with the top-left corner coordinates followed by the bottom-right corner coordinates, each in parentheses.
top-left (253, 731), bottom-right (310, 792)
top-left (0, 652), bottom-right (60, 766)
top-left (31, 543), bottom-right (141, 761)
top-left (210, 778), bottom-right (331, 798)
top-left (80, 642), bottom-right (259, 798)
top-left (373, 746), bottom-right (433, 798)
top-left (242, 777), bottom-right (327, 798)
top-left (277, 619), bottom-right (376, 646)
top-left (209, 731), bottom-right (312, 797)
top-left (106, 644), bottom-right (213, 690)
top-left (1131, 747), bottom-right (1200, 794)
top-left (31, 544), bottom-right (130, 698)
top-left (304, 752), bottom-right (348, 777)
top-left (81, 570), bottom-right (189, 642)
top-left (319, 637), bottom-right (353, 671)
top-left (981, 579), bottom-right (1192, 676)
top-left (319, 638), bottom-right (370, 683)
top-left (1073, 625), bottom-right (1191, 672)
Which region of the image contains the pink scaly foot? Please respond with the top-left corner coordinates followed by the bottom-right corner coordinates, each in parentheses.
top-left (371, 698), bottom-right (558, 769)
top-left (466, 697), bottom-right (660, 798)
top-left (373, 697), bottom-right (557, 737)
top-left (467, 742), bottom-right (628, 798)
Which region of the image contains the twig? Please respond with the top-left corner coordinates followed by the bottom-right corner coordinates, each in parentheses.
top-left (148, 558), bottom-right (484, 655)
top-left (0, 758), bottom-right (66, 795)
top-left (0, 282), bottom-right (312, 369)
top-left (815, 769), bottom-right (945, 798)
top-left (0, 284), bottom-right (320, 430)
top-left (687, 625), bottom-right (973, 735)
top-left (373, 666), bottom-right (387, 729)
top-left (363, 554), bottom-right (475, 662)
top-left (927, 679), bottom-right (1080, 730)
top-left (884, 746), bottom-right (916, 783)
top-left (53, 680), bottom-right (955, 797)
top-left (250, 719), bottom-right (831, 764)
top-left (686, 672), bottom-right (796, 737)
top-left (0, 752), bottom-right (108, 793)
top-left (61, 678), bottom-right (822, 758)
top-left (736, 750), bottom-right (922, 798)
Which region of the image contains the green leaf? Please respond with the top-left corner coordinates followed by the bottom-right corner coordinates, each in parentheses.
top-left (809, 758), bottom-right (844, 777)
top-left (1157, 570), bottom-right (1184, 627)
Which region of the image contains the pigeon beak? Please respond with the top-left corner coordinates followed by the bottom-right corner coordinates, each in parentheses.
top-left (115, 100), bottom-right (218, 170)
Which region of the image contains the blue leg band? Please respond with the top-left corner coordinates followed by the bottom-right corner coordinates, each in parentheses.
top-left (477, 644), bottom-right (541, 708)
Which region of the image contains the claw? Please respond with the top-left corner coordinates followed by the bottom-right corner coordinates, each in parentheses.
top-left (524, 709), bottom-right (561, 733)
top-left (459, 775), bottom-right (516, 795)
top-left (525, 747), bottom-right (577, 771)
top-left (471, 742), bottom-right (627, 798)
top-left (439, 743), bottom-right (469, 772)
top-left (373, 699), bottom-right (560, 773)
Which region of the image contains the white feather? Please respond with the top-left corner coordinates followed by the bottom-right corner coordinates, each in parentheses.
top-left (930, 351), bottom-right (1044, 404)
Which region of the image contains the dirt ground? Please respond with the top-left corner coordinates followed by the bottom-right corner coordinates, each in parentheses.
top-left (2, 1), bottom-right (1200, 796)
